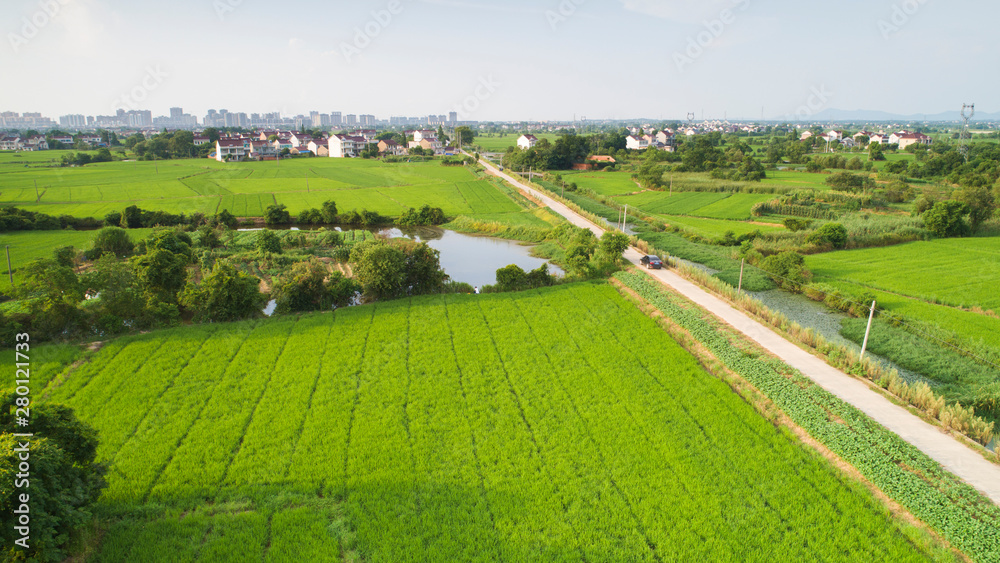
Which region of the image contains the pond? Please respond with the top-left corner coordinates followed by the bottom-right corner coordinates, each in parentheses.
top-left (377, 226), bottom-right (564, 288)
top-left (244, 225), bottom-right (564, 290)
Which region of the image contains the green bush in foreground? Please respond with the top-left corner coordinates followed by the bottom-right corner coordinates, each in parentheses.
top-left (0, 394), bottom-right (107, 562)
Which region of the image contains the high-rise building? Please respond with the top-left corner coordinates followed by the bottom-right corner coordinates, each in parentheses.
top-left (331, 112), bottom-right (342, 126)
top-left (170, 107), bottom-right (183, 119)
top-left (449, 111), bottom-right (458, 124)
top-left (345, 114), bottom-right (357, 126)
top-left (59, 114), bottom-right (87, 128)
top-left (359, 114), bottom-right (376, 126)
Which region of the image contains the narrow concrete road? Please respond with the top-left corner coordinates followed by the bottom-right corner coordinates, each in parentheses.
top-left (473, 154), bottom-right (1000, 505)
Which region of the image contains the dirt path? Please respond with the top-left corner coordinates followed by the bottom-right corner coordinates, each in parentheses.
top-left (472, 153), bottom-right (1000, 506)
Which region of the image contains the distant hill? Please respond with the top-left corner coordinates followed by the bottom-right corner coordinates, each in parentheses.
top-left (781, 108), bottom-right (1000, 123)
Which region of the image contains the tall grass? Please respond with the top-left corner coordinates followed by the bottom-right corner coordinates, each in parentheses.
top-left (673, 263), bottom-right (996, 447)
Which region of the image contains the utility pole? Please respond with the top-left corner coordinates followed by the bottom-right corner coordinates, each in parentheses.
top-left (960, 103), bottom-right (975, 162)
top-left (859, 301), bottom-right (876, 363)
top-left (738, 259), bottom-right (745, 293)
top-left (5, 246), bottom-right (13, 287)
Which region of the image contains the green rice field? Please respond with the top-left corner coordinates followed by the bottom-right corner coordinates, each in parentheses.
top-left (805, 237), bottom-right (1000, 353)
top-left (0, 228), bottom-right (155, 286)
top-left (36, 283), bottom-right (938, 561)
top-left (472, 133), bottom-right (560, 152)
top-left (0, 156), bottom-right (523, 219)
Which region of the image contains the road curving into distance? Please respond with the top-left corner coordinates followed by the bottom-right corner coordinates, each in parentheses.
top-left (471, 153), bottom-right (1000, 506)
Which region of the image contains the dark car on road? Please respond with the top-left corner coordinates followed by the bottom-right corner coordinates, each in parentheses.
top-left (641, 255), bottom-right (663, 269)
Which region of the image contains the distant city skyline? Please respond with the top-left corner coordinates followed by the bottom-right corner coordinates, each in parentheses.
top-left (2, 0), bottom-right (998, 122)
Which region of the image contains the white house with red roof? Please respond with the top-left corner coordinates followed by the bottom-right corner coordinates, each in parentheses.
top-left (289, 133), bottom-right (313, 148)
top-left (216, 138), bottom-right (246, 161)
top-left (308, 140), bottom-right (330, 157)
top-left (517, 134), bottom-right (538, 150)
top-left (329, 134), bottom-right (367, 158)
top-left (0, 136), bottom-right (23, 151)
top-left (890, 131), bottom-right (932, 149)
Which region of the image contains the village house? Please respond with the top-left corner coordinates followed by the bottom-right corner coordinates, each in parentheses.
top-left (0, 136), bottom-right (23, 151)
top-left (517, 134), bottom-right (538, 150)
top-left (378, 139), bottom-right (406, 156)
top-left (308, 140), bottom-right (330, 157)
top-left (329, 134), bottom-right (367, 158)
top-left (410, 130), bottom-right (437, 143)
top-left (272, 138), bottom-right (294, 153)
top-left (891, 131), bottom-right (933, 150)
top-left (626, 135), bottom-right (650, 150)
top-left (289, 133), bottom-right (313, 148)
top-left (216, 138), bottom-right (246, 162)
top-left (248, 140), bottom-right (277, 159)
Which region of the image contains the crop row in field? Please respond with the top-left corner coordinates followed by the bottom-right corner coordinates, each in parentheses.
top-left (614, 271), bottom-right (1000, 562)
top-left (39, 283), bottom-right (936, 561)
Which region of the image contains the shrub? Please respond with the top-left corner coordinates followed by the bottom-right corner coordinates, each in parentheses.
top-left (807, 223), bottom-right (848, 249)
top-left (88, 227), bottom-right (134, 259)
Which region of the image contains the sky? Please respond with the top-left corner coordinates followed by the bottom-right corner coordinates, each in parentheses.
top-left (2, 0), bottom-right (997, 122)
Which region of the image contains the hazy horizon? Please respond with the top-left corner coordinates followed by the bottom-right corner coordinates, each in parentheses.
top-left (2, 0), bottom-right (997, 122)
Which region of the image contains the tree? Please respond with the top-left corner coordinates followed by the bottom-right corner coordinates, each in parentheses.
top-left (350, 240), bottom-right (406, 300)
top-left (15, 259), bottom-right (83, 337)
top-left (214, 209), bottom-right (238, 230)
top-left (595, 232), bottom-right (630, 266)
top-left (731, 155), bottom-right (767, 181)
top-left (264, 204), bottom-right (292, 225)
top-left (0, 394), bottom-right (107, 562)
top-left (169, 131), bottom-right (194, 158)
top-left (120, 205), bottom-right (143, 229)
top-left (131, 248), bottom-right (189, 303)
top-left (321, 200), bottom-right (339, 223)
top-left (270, 258), bottom-right (358, 313)
top-left (81, 255), bottom-right (147, 332)
top-left (806, 223), bottom-right (848, 249)
top-left (398, 239), bottom-right (448, 295)
top-left (180, 260), bottom-right (265, 321)
top-left (495, 264), bottom-right (528, 292)
top-left (455, 126), bottom-right (474, 146)
top-left (956, 185), bottom-right (996, 233)
top-left (255, 230), bottom-right (282, 254)
top-left (760, 251), bottom-right (811, 291)
top-left (203, 127), bottom-right (221, 144)
top-left (89, 227), bottom-right (134, 259)
top-left (360, 143), bottom-right (380, 159)
top-left (635, 154), bottom-right (664, 189)
top-left (869, 142), bottom-right (886, 161)
top-left (923, 200), bottom-right (970, 237)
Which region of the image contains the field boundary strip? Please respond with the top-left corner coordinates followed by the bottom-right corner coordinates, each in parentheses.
top-left (613, 271), bottom-right (1000, 561)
